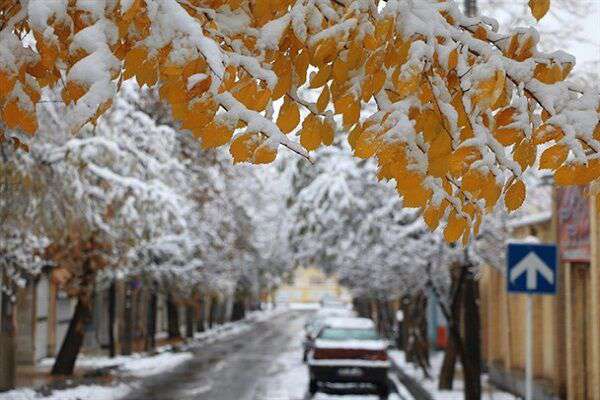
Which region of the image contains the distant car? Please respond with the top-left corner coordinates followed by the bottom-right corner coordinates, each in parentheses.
top-left (302, 307), bottom-right (356, 362)
top-left (307, 317), bottom-right (390, 399)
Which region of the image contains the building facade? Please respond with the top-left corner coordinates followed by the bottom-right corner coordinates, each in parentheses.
top-left (275, 266), bottom-right (351, 304)
top-left (480, 183), bottom-right (600, 399)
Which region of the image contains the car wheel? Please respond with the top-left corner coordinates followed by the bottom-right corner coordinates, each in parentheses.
top-left (309, 379), bottom-right (318, 395)
top-left (377, 382), bottom-right (389, 399)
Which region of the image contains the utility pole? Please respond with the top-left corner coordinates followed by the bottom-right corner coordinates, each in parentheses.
top-left (464, 0), bottom-right (477, 17)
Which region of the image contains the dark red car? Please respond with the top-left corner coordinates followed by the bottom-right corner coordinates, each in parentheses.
top-left (307, 317), bottom-right (390, 399)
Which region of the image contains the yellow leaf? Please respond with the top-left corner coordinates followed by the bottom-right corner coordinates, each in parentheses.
top-left (449, 146), bottom-right (481, 177)
top-left (346, 41), bottom-right (363, 70)
top-left (513, 140), bottom-right (536, 170)
top-left (352, 126), bottom-right (381, 159)
top-left (2, 100), bottom-right (20, 129)
top-left (312, 38), bottom-right (337, 65)
top-left (363, 34), bottom-right (378, 51)
top-left (332, 59), bottom-right (348, 82)
top-left (534, 62), bottom-right (564, 84)
top-left (293, 50), bottom-right (310, 84)
top-left (333, 94), bottom-right (354, 115)
top-left (19, 109), bottom-right (38, 135)
top-left (195, 122), bottom-right (233, 149)
top-left (187, 75), bottom-right (211, 98)
top-left (447, 48), bottom-right (458, 70)
top-left (159, 79), bottom-right (187, 105)
top-left (361, 76), bottom-right (373, 102)
top-left (427, 132), bottom-right (452, 177)
top-left (0, 71), bottom-right (15, 101)
top-left (504, 179), bottom-right (526, 211)
top-left (396, 171), bottom-right (431, 208)
top-left (316, 85), bottom-right (330, 113)
top-left (342, 98), bottom-right (360, 128)
top-left (321, 119), bottom-right (335, 145)
top-left (529, 0), bottom-right (550, 21)
top-left (555, 163), bottom-right (600, 185)
top-left (276, 98), bottom-right (300, 133)
top-left (230, 132), bottom-right (258, 163)
top-left (309, 64), bottom-right (332, 88)
top-left (539, 144), bottom-right (568, 170)
top-left (372, 69), bottom-right (386, 95)
top-left (300, 115), bottom-right (321, 151)
top-left (61, 81), bottom-right (87, 105)
top-left (423, 206), bottom-right (442, 230)
top-left (532, 124), bottom-right (564, 144)
top-left (272, 55), bottom-right (292, 99)
top-left (444, 210), bottom-right (466, 243)
top-left (494, 127), bottom-right (523, 146)
top-left (252, 88), bottom-right (271, 112)
top-left (123, 46), bottom-right (148, 79)
top-left (495, 107), bottom-right (517, 127)
top-left (472, 70), bottom-right (505, 110)
top-left (461, 169), bottom-right (483, 195)
top-left (403, 185), bottom-right (431, 208)
top-left (253, 144), bottom-right (277, 164)
top-left (481, 174), bottom-right (502, 208)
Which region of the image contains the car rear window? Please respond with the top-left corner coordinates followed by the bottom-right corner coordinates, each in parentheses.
top-left (319, 328), bottom-right (379, 340)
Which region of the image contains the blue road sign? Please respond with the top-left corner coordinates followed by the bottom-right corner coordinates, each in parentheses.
top-left (507, 243), bottom-right (557, 295)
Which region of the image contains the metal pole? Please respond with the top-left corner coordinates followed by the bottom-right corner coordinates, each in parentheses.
top-left (525, 295), bottom-right (533, 400)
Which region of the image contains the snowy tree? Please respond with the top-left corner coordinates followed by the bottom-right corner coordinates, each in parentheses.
top-left (0, 143), bottom-right (48, 297)
top-left (0, 0), bottom-right (597, 242)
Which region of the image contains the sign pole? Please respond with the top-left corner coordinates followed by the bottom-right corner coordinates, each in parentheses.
top-left (507, 243), bottom-right (556, 400)
top-left (525, 294), bottom-right (532, 400)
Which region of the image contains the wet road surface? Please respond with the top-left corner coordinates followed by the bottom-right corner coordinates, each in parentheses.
top-left (123, 310), bottom-right (407, 400)
top-left (124, 311), bottom-right (309, 400)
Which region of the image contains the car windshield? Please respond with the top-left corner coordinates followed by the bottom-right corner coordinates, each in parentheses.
top-left (319, 328), bottom-right (379, 341)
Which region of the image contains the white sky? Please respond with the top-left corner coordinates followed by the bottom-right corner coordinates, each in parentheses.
top-left (541, 0), bottom-right (600, 71)
top-left (480, 0), bottom-right (600, 76)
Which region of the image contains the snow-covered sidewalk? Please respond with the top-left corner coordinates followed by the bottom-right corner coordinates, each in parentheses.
top-left (389, 351), bottom-right (518, 400)
top-left (0, 307), bottom-right (286, 400)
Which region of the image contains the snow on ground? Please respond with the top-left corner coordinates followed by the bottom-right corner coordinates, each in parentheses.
top-left (389, 351), bottom-right (518, 400)
top-left (287, 302), bottom-right (321, 310)
top-left (2, 307), bottom-right (285, 400)
top-left (0, 383), bottom-right (131, 400)
top-left (38, 350), bottom-right (193, 378)
top-left (192, 306), bottom-right (288, 344)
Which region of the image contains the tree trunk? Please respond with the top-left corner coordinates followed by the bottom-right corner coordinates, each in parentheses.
top-left (196, 296), bottom-right (205, 333)
top-left (145, 287), bottom-right (157, 351)
top-left (208, 297), bottom-right (218, 329)
top-left (108, 281), bottom-right (116, 358)
top-left (185, 305), bottom-right (194, 338)
top-left (231, 298), bottom-right (245, 322)
top-left (0, 288), bottom-right (16, 391)
top-left (403, 292), bottom-right (430, 377)
top-left (51, 291), bottom-right (93, 375)
top-left (121, 283), bottom-right (133, 356)
top-left (438, 331), bottom-right (458, 390)
top-left (439, 265), bottom-right (464, 390)
top-left (461, 269), bottom-right (482, 400)
top-left (167, 295), bottom-right (180, 339)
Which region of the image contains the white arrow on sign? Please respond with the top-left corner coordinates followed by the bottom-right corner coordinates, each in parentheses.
top-left (510, 252), bottom-right (554, 290)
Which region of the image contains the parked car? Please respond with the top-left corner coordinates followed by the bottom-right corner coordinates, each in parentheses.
top-left (302, 307), bottom-right (356, 362)
top-left (307, 317), bottom-right (390, 399)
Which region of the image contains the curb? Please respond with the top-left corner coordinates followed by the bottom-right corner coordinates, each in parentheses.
top-left (390, 359), bottom-right (434, 400)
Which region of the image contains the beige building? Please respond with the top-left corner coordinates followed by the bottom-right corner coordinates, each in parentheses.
top-left (275, 266), bottom-right (351, 304)
top-left (480, 183), bottom-right (600, 399)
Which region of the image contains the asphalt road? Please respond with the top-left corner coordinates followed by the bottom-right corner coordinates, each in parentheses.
top-left (123, 311), bottom-right (309, 400)
top-left (123, 310), bottom-right (407, 400)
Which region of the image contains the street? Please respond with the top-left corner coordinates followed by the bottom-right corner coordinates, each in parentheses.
top-left (124, 311), bottom-right (406, 400)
